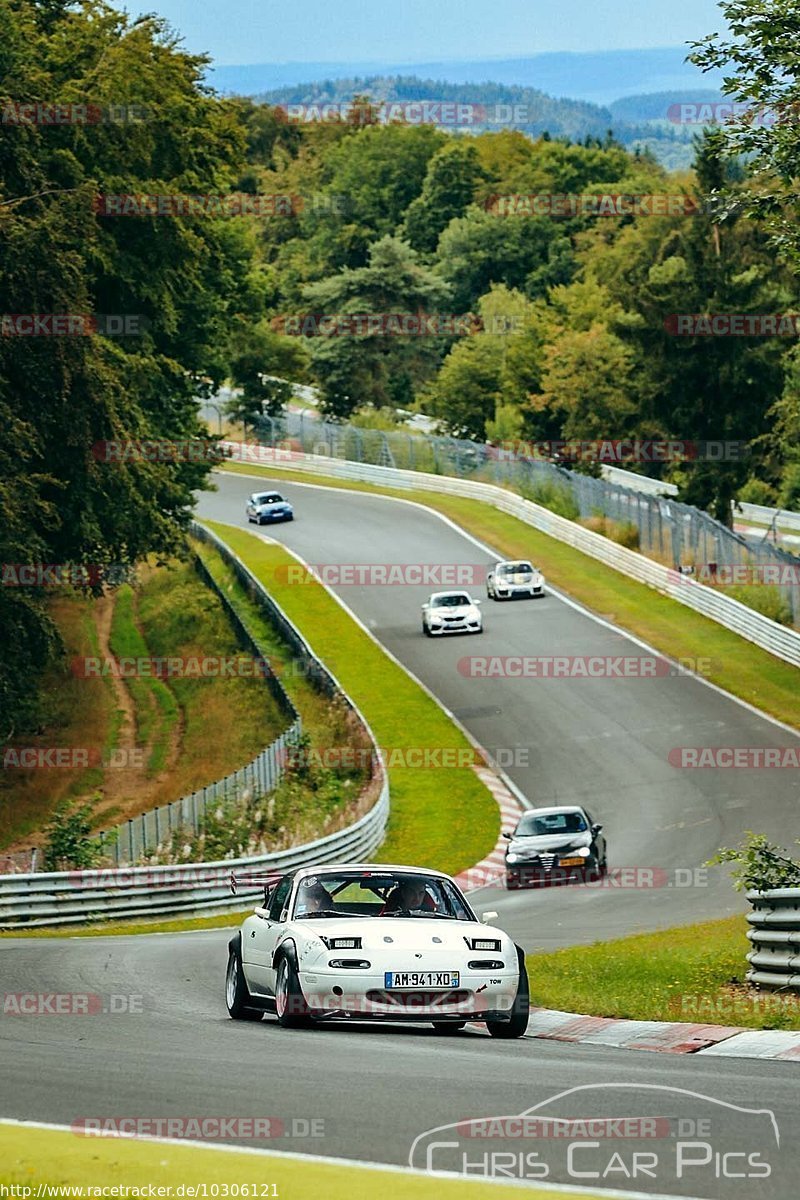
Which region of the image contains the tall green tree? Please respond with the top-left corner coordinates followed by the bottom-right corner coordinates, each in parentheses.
top-left (301, 236), bottom-right (452, 418)
top-left (0, 0), bottom-right (259, 736)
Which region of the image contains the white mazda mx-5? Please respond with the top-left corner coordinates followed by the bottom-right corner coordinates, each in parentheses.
top-left (225, 863), bottom-right (529, 1037)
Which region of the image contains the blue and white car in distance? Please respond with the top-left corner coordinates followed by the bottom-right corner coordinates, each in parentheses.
top-left (246, 490), bottom-right (294, 525)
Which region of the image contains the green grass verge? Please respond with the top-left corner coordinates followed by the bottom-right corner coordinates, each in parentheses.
top-left (527, 915), bottom-right (800, 1031)
top-left (0, 1124), bottom-right (607, 1200)
top-left (203, 521), bottom-right (499, 875)
top-left (222, 462), bottom-right (800, 730)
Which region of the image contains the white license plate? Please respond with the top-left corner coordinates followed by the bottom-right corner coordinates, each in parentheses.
top-left (384, 970), bottom-right (460, 988)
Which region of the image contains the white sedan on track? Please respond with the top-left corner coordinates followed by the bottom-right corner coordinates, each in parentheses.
top-left (225, 864), bottom-right (529, 1037)
top-left (421, 590), bottom-right (483, 636)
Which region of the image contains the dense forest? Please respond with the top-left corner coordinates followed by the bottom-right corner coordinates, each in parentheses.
top-left (1, 0), bottom-right (799, 740)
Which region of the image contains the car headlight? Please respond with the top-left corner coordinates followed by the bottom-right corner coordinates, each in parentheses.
top-left (505, 853), bottom-right (521, 864)
top-left (429, 615), bottom-right (443, 624)
top-left (464, 937), bottom-right (502, 952)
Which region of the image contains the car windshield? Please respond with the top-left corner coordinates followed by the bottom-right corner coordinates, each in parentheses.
top-left (291, 870), bottom-right (474, 920)
top-left (498, 562), bottom-right (533, 576)
top-left (255, 493), bottom-right (283, 504)
top-left (432, 594), bottom-right (471, 608)
top-left (516, 811), bottom-right (588, 836)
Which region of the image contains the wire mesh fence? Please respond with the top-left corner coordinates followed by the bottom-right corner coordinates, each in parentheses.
top-left (252, 412), bottom-right (800, 627)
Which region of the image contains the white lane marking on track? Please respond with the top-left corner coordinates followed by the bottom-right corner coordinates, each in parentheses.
top-left (0, 1117), bottom-right (708, 1200)
top-left (215, 469), bottom-right (800, 740)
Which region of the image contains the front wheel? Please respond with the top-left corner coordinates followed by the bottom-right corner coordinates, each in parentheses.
top-left (225, 946), bottom-right (264, 1021)
top-left (486, 960), bottom-right (529, 1039)
top-left (422, 622), bottom-right (432, 637)
top-left (275, 955), bottom-right (312, 1028)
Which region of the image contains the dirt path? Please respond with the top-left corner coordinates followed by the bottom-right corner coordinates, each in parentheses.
top-left (91, 590), bottom-right (185, 827)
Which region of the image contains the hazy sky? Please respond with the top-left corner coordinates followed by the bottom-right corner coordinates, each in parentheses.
top-left (128, 0), bottom-right (728, 65)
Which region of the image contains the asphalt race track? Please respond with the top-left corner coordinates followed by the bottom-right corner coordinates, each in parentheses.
top-left (197, 474), bottom-right (800, 949)
top-left (2, 472), bottom-right (798, 1199)
top-left (1, 931), bottom-right (797, 1198)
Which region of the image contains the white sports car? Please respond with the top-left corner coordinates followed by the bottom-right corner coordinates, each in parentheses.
top-left (486, 560), bottom-right (544, 600)
top-left (421, 590), bottom-right (483, 636)
top-left (225, 863), bottom-right (529, 1037)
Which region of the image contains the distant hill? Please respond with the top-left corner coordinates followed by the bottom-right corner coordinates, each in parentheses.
top-left (251, 75), bottom-right (703, 170)
top-left (608, 90), bottom-right (723, 123)
top-left (206, 46), bottom-right (724, 107)
top-left (256, 76), bottom-right (617, 145)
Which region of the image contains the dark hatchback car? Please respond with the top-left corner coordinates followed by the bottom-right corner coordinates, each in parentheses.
top-left (503, 805), bottom-right (607, 889)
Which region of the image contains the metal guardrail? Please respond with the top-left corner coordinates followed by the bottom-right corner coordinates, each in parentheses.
top-left (601, 465), bottom-right (800, 534)
top-left (736, 502), bottom-right (800, 535)
top-left (0, 796), bottom-right (389, 929)
top-left (250, 413), bottom-right (800, 627)
top-left (746, 888), bottom-right (800, 991)
top-left (0, 523), bottom-right (389, 927)
top-left (229, 444), bottom-right (800, 669)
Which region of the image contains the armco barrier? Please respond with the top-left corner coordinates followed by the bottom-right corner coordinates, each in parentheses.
top-left (601, 465), bottom-right (800, 534)
top-left (0, 522), bottom-right (389, 927)
top-left (0, 797), bottom-right (388, 928)
top-left (746, 888), bottom-right (800, 991)
top-left (226, 444), bottom-right (800, 668)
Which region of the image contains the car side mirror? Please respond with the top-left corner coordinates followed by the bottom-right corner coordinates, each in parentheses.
top-left (591, 823), bottom-right (603, 836)
top-left (501, 831), bottom-right (512, 840)
top-left (481, 911), bottom-right (498, 924)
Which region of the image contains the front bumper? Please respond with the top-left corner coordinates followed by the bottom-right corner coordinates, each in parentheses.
top-left (427, 619), bottom-right (481, 635)
top-left (254, 510), bottom-right (292, 522)
top-left (298, 967), bottom-right (518, 1021)
top-left (494, 583), bottom-right (543, 598)
top-left (506, 861), bottom-right (599, 888)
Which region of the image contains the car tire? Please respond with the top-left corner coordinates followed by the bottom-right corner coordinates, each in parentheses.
top-left (432, 1022), bottom-right (467, 1034)
top-left (486, 957), bottom-right (529, 1040)
top-left (422, 622), bottom-right (432, 637)
top-left (225, 942), bottom-right (264, 1021)
top-left (274, 954), bottom-right (312, 1029)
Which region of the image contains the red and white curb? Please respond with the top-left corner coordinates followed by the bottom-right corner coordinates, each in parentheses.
top-left (524, 1008), bottom-right (800, 1061)
top-left (454, 764), bottom-right (522, 894)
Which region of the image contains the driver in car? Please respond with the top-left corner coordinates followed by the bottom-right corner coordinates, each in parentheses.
top-left (380, 878), bottom-right (437, 914)
top-left (295, 880), bottom-right (334, 916)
